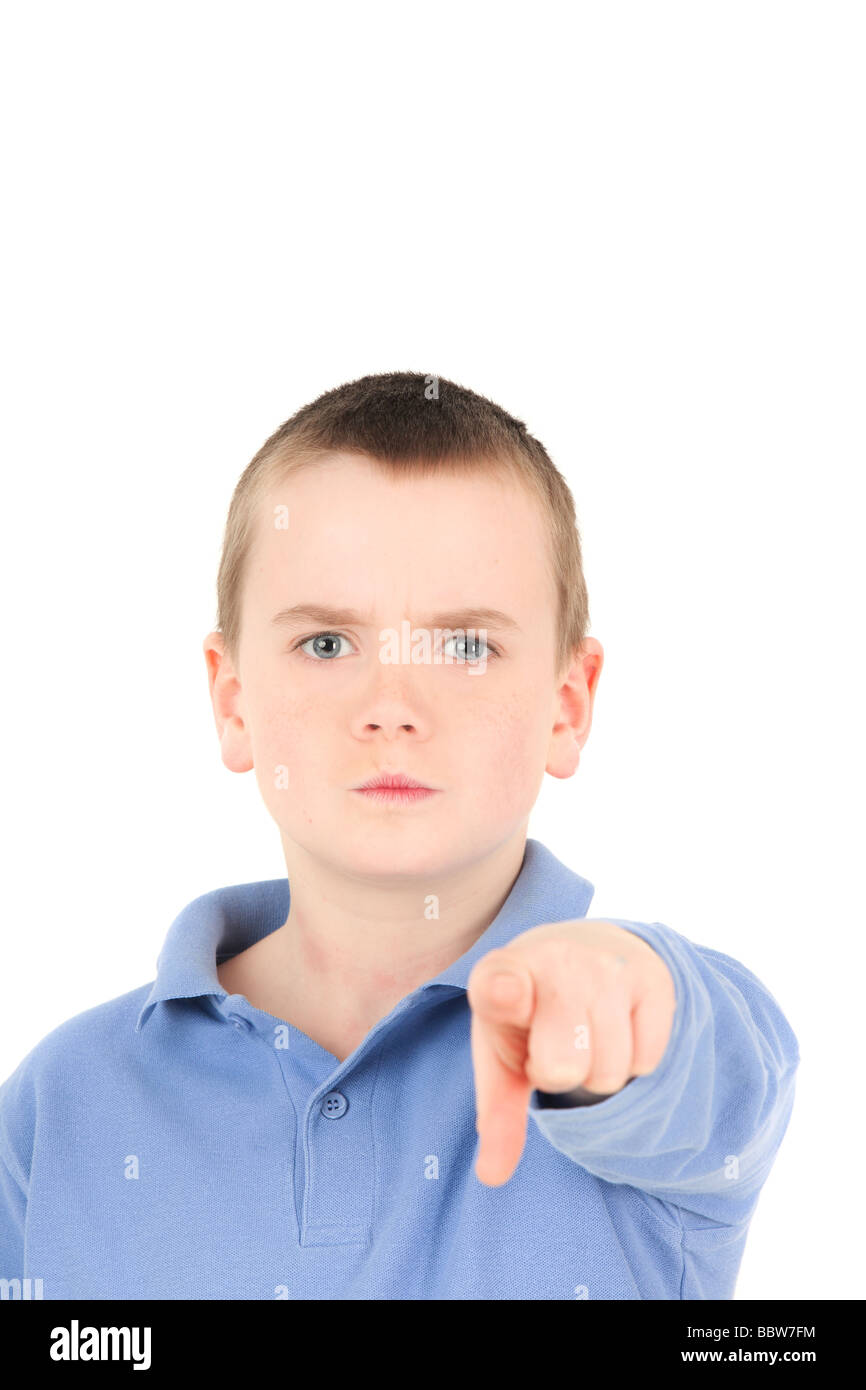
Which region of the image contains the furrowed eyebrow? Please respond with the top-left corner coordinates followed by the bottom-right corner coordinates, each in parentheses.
top-left (270, 604), bottom-right (521, 632)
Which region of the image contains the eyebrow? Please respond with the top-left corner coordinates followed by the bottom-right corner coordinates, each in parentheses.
top-left (269, 603), bottom-right (522, 632)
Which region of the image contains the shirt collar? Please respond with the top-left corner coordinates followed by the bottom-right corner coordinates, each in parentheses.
top-left (135, 837), bottom-right (594, 1032)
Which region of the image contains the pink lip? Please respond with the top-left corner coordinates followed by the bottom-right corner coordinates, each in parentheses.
top-left (354, 772), bottom-right (434, 790)
top-left (354, 785), bottom-right (438, 804)
top-left (352, 772), bottom-right (440, 804)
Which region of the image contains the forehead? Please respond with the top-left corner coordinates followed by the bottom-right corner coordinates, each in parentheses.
top-left (243, 451), bottom-right (555, 621)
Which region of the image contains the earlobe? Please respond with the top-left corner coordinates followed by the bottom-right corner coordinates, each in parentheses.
top-left (545, 739), bottom-right (581, 781)
top-left (216, 701), bottom-right (254, 773)
top-left (220, 725), bottom-right (254, 774)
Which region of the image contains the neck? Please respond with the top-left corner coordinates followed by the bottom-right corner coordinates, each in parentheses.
top-left (285, 831), bottom-right (526, 994)
top-left (218, 830), bottom-right (528, 1058)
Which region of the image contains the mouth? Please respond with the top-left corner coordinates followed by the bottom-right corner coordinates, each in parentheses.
top-left (355, 772), bottom-right (434, 790)
top-left (352, 771), bottom-right (440, 804)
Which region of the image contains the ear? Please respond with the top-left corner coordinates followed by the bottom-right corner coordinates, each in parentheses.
top-left (546, 638), bottom-right (604, 780)
top-left (202, 630), bottom-right (254, 774)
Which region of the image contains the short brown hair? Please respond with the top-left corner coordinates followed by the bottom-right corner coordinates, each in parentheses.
top-left (215, 371), bottom-right (591, 674)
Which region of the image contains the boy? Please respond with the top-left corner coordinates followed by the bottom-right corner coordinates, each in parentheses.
top-left (0, 371), bottom-right (798, 1300)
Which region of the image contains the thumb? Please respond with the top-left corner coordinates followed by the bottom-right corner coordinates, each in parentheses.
top-left (468, 957), bottom-right (535, 1043)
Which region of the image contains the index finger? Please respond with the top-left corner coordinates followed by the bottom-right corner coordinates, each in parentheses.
top-left (468, 961), bottom-right (536, 1186)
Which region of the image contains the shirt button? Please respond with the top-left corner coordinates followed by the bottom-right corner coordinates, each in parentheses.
top-left (320, 1091), bottom-right (348, 1119)
top-left (231, 1015), bottom-right (252, 1032)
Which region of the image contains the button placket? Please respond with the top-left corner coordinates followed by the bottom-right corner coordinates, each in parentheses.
top-left (301, 1066), bottom-right (377, 1246)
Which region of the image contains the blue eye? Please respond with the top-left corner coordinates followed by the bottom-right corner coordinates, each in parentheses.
top-left (293, 632), bottom-right (354, 661)
top-left (442, 633), bottom-right (498, 662)
top-left (290, 630), bottom-right (501, 663)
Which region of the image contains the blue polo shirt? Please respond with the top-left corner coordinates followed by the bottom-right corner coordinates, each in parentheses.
top-left (0, 838), bottom-right (799, 1300)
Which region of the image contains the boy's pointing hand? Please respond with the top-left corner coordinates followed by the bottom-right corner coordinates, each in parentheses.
top-left (466, 919), bottom-right (676, 1186)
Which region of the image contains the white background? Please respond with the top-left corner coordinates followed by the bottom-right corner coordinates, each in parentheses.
top-left (1, 1), bottom-right (862, 1299)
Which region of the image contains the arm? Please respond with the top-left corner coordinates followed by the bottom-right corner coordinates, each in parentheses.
top-left (0, 1057), bottom-right (35, 1282)
top-left (528, 919), bottom-right (800, 1227)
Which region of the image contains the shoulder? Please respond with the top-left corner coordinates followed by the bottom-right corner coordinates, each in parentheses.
top-left (0, 983), bottom-right (154, 1143)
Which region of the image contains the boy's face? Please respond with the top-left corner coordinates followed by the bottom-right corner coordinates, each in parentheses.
top-left (205, 452), bottom-right (602, 878)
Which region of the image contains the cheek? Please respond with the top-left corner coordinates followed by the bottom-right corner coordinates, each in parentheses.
top-left (249, 683), bottom-right (333, 781)
top-left (462, 687), bottom-right (549, 798)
